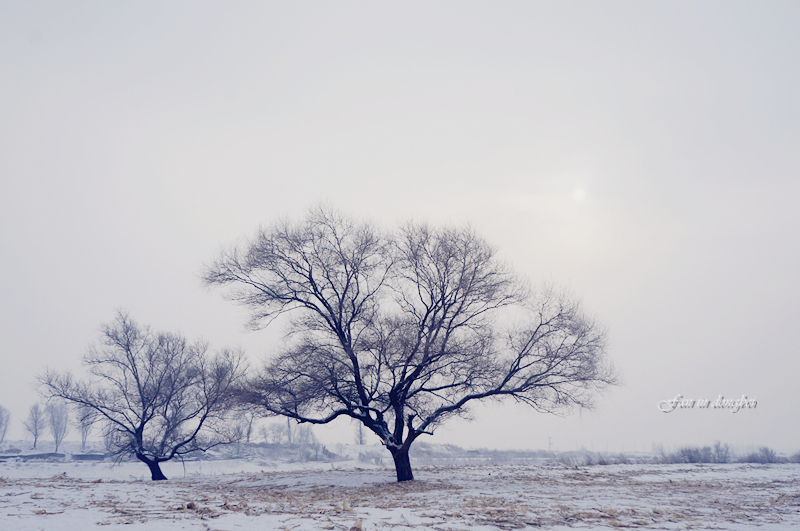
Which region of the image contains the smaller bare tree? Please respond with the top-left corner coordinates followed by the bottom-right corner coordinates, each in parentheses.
top-left (294, 424), bottom-right (318, 461)
top-left (261, 421), bottom-right (288, 445)
top-left (23, 404), bottom-right (46, 449)
top-left (75, 404), bottom-right (96, 451)
top-left (40, 311), bottom-right (247, 480)
top-left (238, 410), bottom-right (258, 444)
top-left (230, 409), bottom-right (260, 455)
top-left (102, 421), bottom-right (123, 454)
top-left (0, 405), bottom-right (10, 443)
top-left (47, 402), bottom-right (70, 453)
top-left (353, 419), bottom-right (365, 446)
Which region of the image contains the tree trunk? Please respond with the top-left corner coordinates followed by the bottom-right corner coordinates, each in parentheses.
top-left (391, 448), bottom-right (414, 482)
top-left (136, 453), bottom-right (168, 481)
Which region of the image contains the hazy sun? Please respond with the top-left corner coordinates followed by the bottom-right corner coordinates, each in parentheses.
top-left (573, 187), bottom-right (586, 202)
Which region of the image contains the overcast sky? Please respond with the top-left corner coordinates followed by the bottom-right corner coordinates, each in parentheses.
top-left (2, 1), bottom-right (799, 454)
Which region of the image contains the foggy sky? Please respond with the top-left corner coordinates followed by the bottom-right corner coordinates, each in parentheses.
top-left (1, 1), bottom-right (799, 453)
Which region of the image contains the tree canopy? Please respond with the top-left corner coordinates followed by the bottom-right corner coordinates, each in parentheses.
top-left (205, 207), bottom-right (617, 481)
top-left (41, 311), bottom-right (246, 480)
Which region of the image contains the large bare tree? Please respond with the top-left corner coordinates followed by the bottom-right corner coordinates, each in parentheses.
top-left (40, 311), bottom-right (246, 480)
top-left (204, 207), bottom-right (617, 481)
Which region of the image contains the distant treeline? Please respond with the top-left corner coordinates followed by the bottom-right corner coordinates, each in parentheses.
top-left (552, 443), bottom-right (800, 466)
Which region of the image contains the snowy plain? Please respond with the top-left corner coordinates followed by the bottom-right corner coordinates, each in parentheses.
top-left (2, 442), bottom-right (799, 531)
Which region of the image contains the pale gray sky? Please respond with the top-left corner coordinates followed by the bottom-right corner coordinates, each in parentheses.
top-left (2, 1), bottom-right (799, 453)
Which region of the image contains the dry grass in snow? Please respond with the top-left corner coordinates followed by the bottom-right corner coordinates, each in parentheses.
top-left (2, 461), bottom-right (800, 530)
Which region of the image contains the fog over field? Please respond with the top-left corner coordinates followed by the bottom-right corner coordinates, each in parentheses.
top-left (1, 1), bottom-right (799, 460)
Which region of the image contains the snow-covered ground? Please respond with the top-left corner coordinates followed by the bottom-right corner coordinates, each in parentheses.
top-left (2, 442), bottom-right (799, 530)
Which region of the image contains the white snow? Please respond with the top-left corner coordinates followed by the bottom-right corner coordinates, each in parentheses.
top-left (2, 444), bottom-right (799, 530)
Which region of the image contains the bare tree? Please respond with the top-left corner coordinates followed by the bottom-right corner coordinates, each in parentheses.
top-left (353, 419), bottom-right (365, 446)
top-left (713, 441), bottom-right (730, 464)
top-left (40, 311), bottom-right (247, 480)
top-left (75, 404), bottom-right (96, 451)
top-left (294, 424), bottom-right (318, 461)
top-left (230, 410), bottom-right (258, 455)
top-left (205, 207), bottom-right (617, 481)
top-left (236, 410), bottom-right (257, 444)
top-left (0, 405), bottom-right (10, 443)
top-left (23, 404), bottom-right (46, 449)
top-left (102, 421), bottom-right (123, 454)
top-left (46, 402), bottom-right (70, 453)
top-left (261, 421), bottom-right (288, 444)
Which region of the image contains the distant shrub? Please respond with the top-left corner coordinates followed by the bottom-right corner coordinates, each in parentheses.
top-left (358, 451), bottom-right (383, 466)
top-left (554, 454), bottom-right (576, 466)
top-left (739, 447), bottom-right (778, 464)
top-left (656, 442), bottom-right (730, 464)
top-left (680, 446), bottom-right (712, 463)
top-left (581, 453), bottom-right (632, 466)
top-left (712, 441), bottom-right (730, 464)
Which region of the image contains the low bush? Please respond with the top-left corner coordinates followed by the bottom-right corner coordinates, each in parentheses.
top-left (739, 447), bottom-right (779, 464)
top-left (656, 442), bottom-right (730, 464)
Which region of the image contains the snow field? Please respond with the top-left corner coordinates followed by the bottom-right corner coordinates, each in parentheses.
top-left (2, 459), bottom-right (799, 530)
